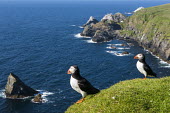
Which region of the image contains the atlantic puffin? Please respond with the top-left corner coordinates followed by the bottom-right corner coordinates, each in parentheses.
top-left (134, 53), bottom-right (157, 79)
top-left (67, 65), bottom-right (100, 103)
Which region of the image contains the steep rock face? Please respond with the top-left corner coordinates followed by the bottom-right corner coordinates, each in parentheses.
top-left (119, 4), bottom-right (170, 62)
top-left (80, 13), bottom-right (126, 42)
top-left (81, 19), bottom-right (121, 42)
top-left (5, 73), bottom-right (39, 99)
top-left (82, 16), bottom-right (99, 27)
top-left (113, 13), bottom-right (127, 23)
top-left (101, 13), bottom-right (126, 23)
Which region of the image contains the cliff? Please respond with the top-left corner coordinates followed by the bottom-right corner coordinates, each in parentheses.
top-left (66, 77), bottom-right (170, 113)
top-left (119, 3), bottom-right (170, 62)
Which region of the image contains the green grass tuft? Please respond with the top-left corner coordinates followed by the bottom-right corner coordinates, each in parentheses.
top-left (66, 77), bottom-right (170, 113)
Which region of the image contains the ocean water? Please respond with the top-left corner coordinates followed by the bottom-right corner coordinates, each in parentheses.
top-left (0, 1), bottom-right (170, 113)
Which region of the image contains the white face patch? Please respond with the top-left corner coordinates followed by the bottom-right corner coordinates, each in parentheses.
top-left (137, 54), bottom-right (143, 59)
top-left (69, 66), bottom-right (76, 74)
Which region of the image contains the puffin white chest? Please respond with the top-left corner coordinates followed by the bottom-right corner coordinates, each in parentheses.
top-left (70, 76), bottom-right (81, 93)
top-left (136, 61), bottom-right (147, 76)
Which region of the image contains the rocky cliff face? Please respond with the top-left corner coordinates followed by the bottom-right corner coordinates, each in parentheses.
top-left (5, 73), bottom-right (39, 99)
top-left (119, 4), bottom-right (170, 62)
top-left (82, 16), bottom-right (99, 28)
top-left (81, 13), bottom-right (126, 42)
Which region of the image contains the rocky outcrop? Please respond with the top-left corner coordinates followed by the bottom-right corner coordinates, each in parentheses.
top-left (101, 13), bottom-right (126, 23)
top-left (5, 73), bottom-right (38, 99)
top-left (80, 13), bottom-right (126, 42)
top-left (32, 94), bottom-right (43, 103)
top-left (82, 16), bottom-right (99, 27)
top-left (101, 13), bottom-right (114, 21)
top-left (81, 20), bottom-right (121, 42)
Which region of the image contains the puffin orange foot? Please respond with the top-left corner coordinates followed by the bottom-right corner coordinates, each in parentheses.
top-left (76, 98), bottom-right (85, 104)
top-left (142, 78), bottom-right (146, 80)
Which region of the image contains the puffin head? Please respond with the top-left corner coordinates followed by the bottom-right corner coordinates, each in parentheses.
top-left (67, 65), bottom-right (79, 74)
top-left (134, 53), bottom-right (145, 60)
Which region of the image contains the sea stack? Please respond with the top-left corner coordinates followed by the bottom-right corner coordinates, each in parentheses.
top-left (5, 73), bottom-right (39, 99)
top-left (82, 16), bottom-right (99, 27)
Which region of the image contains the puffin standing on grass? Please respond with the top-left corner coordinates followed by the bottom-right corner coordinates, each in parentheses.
top-left (67, 65), bottom-right (100, 103)
top-left (134, 53), bottom-right (157, 79)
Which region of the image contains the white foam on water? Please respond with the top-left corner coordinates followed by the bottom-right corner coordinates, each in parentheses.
top-left (70, 25), bottom-right (76, 27)
top-left (106, 47), bottom-right (117, 49)
top-left (117, 47), bottom-right (130, 50)
top-left (107, 44), bottom-right (123, 46)
top-left (0, 89), bottom-right (6, 98)
top-left (86, 39), bottom-right (97, 43)
top-left (78, 26), bottom-right (84, 28)
top-left (144, 48), bottom-right (170, 68)
top-left (125, 12), bottom-right (133, 14)
top-left (159, 60), bottom-right (170, 68)
top-left (106, 51), bottom-right (131, 56)
top-left (31, 90), bottom-right (55, 103)
top-left (74, 33), bottom-right (91, 38)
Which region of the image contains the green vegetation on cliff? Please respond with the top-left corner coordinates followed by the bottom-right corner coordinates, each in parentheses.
top-left (66, 77), bottom-right (170, 113)
top-left (121, 3), bottom-right (170, 41)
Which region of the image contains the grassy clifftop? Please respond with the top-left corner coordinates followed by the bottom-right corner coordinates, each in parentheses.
top-left (121, 3), bottom-right (170, 41)
top-left (120, 3), bottom-right (170, 62)
top-left (66, 77), bottom-right (170, 113)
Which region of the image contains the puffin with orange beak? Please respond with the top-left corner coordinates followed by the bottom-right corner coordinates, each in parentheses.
top-left (67, 65), bottom-right (100, 103)
top-left (134, 53), bottom-right (157, 79)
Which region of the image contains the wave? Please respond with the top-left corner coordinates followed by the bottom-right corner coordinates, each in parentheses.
top-left (125, 12), bottom-right (133, 15)
top-left (107, 44), bottom-right (123, 46)
top-left (70, 25), bottom-right (76, 27)
top-left (0, 89), bottom-right (6, 99)
top-left (78, 26), bottom-right (84, 29)
top-left (74, 33), bottom-right (91, 38)
top-left (144, 48), bottom-right (170, 68)
top-left (0, 89), bottom-right (54, 103)
top-left (106, 51), bottom-right (131, 56)
top-left (159, 60), bottom-right (170, 68)
top-left (86, 39), bottom-right (97, 43)
top-left (31, 90), bottom-right (54, 103)
top-left (117, 47), bottom-right (130, 50)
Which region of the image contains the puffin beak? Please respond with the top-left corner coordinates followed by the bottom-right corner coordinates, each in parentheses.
top-left (67, 69), bottom-right (71, 74)
top-left (134, 55), bottom-right (138, 59)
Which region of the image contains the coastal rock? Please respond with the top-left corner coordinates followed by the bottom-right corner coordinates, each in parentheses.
top-left (101, 13), bottom-right (126, 23)
top-left (5, 73), bottom-right (39, 99)
top-left (101, 13), bottom-right (114, 21)
top-left (112, 13), bottom-right (127, 23)
top-left (32, 94), bottom-right (43, 103)
top-left (81, 20), bottom-right (121, 42)
top-left (82, 16), bottom-right (99, 27)
top-left (122, 51), bottom-right (129, 54)
top-left (92, 30), bottom-right (111, 42)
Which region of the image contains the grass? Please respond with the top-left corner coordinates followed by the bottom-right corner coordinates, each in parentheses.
top-left (121, 3), bottom-right (170, 41)
top-left (66, 77), bottom-right (170, 113)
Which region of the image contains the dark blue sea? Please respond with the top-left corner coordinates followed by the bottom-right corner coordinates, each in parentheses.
top-left (0, 1), bottom-right (170, 113)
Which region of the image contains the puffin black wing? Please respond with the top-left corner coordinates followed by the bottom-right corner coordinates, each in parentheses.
top-left (78, 78), bottom-right (100, 94)
top-left (143, 63), bottom-right (157, 77)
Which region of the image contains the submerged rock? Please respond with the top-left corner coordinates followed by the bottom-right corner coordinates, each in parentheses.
top-left (82, 16), bottom-right (99, 27)
top-left (122, 51), bottom-right (129, 54)
top-left (5, 73), bottom-right (38, 99)
top-left (32, 94), bottom-right (43, 103)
